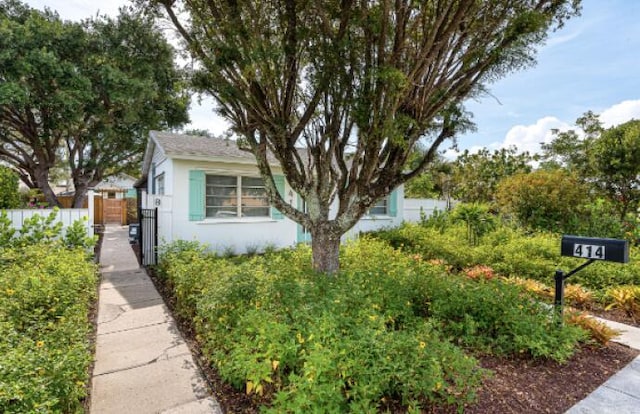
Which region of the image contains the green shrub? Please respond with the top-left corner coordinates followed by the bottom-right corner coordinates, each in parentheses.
top-left (157, 237), bottom-right (589, 412)
top-left (451, 203), bottom-right (495, 246)
top-left (0, 209), bottom-right (96, 251)
top-left (0, 166), bottom-right (20, 209)
top-left (427, 277), bottom-right (587, 360)
top-left (370, 222), bottom-right (640, 292)
top-left (496, 170), bottom-right (589, 233)
top-left (0, 244), bottom-right (97, 413)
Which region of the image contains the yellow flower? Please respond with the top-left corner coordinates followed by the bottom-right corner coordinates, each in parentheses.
top-left (5, 288), bottom-right (14, 296)
top-left (419, 341), bottom-right (426, 349)
top-left (296, 332), bottom-right (305, 344)
top-left (36, 341), bottom-right (44, 348)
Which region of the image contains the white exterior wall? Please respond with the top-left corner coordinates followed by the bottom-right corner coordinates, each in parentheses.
top-left (403, 198), bottom-right (450, 223)
top-left (145, 157), bottom-right (298, 254)
top-left (344, 186), bottom-right (405, 240)
top-left (141, 142), bottom-right (408, 253)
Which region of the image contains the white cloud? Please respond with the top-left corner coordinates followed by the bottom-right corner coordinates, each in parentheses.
top-left (599, 100), bottom-right (640, 127)
top-left (495, 99), bottom-right (640, 156)
top-left (501, 116), bottom-right (572, 154)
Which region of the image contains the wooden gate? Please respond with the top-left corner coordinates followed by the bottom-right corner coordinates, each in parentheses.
top-left (103, 199), bottom-right (126, 224)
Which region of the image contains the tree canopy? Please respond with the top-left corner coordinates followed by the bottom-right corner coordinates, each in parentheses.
top-left (0, 0), bottom-right (189, 207)
top-left (451, 147), bottom-right (533, 203)
top-left (541, 112), bottom-right (640, 219)
top-left (147, 0), bottom-right (581, 272)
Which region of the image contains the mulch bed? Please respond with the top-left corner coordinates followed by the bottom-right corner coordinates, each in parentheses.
top-left (463, 343), bottom-right (638, 414)
top-left (141, 250), bottom-right (639, 413)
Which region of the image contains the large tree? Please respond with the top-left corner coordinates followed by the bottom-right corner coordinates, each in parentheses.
top-left (0, 1), bottom-right (88, 205)
top-left (148, 0), bottom-right (580, 273)
top-left (541, 112), bottom-right (640, 219)
top-left (0, 1), bottom-right (189, 207)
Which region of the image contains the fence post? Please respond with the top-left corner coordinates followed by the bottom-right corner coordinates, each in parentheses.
top-left (88, 188), bottom-right (95, 237)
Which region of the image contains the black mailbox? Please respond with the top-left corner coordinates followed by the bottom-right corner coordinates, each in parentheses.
top-left (128, 223), bottom-right (140, 244)
top-left (561, 235), bottom-right (629, 264)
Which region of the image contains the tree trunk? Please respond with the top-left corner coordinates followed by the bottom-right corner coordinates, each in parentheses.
top-left (72, 174), bottom-right (100, 208)
top-left (33, 168), bottom-right (61, 208)
top-left (72, 184), bottom-right (89, 208)
top-left (310, 225), bottom-right (341, 274)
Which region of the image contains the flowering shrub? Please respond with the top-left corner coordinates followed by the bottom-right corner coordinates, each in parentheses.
top-left (0, 244), bottom-right (97, 413)
top-left (463, 265), bottom-right (495, 281)
top-left (157, 237), bottom-right (588, 412)
top-left (370, 222), bottom-right (640, 292)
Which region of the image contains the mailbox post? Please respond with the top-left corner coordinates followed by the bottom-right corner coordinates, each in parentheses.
top-left (556, 235), bottom-right (629, 320)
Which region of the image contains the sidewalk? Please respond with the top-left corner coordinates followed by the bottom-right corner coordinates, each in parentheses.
top-left (90, 225), bottom-right (221, 414)
top-left (566, 317), bottom-right (640, 414)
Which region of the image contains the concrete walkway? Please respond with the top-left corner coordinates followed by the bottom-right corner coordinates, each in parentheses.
top-left (90, 225), bottom-right (221, 414)
top-left (566, 317), bottom-right (640, 414)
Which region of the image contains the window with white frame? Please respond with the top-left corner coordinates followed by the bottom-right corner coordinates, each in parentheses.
top-left (155, 173), bottom-right (165, 195)
top-left (205, 175), bottom-right (269, 218)
top-left (369, 196), bottom-right (388, 215)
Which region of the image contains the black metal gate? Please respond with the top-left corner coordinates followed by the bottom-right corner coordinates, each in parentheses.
top-left (140, 208), bottom-right (158, 266)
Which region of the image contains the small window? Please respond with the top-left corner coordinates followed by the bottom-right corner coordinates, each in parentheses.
top-left (107, 191), bottom-right (117, 199)
top-left (155, 173), bottom-right (165, 195)
top-left (205, 175), bottom-right (269, 218)
top-left (369, 197), bottom-right (388, 215)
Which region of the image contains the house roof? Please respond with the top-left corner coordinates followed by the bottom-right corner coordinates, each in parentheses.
top-left (137, 131), bottom-right (280, 187)
top-left (152, 131), bottom-right (271, 162)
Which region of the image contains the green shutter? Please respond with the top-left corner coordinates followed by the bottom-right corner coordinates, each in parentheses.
top-left (389, 189), bottom-right (398, 217)
top-left (188, 170), bottom-right (205, 221)
top-left (271, 175), bottom-right (285, 220)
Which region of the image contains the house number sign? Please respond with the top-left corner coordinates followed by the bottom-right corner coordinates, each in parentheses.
top-left (561, 235), bottom-right (629, 263)
top-left (572, 243), bottom-right (605, 260)
top-left (554, 235), bottom-right (629, 322)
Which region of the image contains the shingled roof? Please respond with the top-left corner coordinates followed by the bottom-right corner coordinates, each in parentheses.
top-left (137, 131), bottom-right (280, 187)
top-left (151, 131), bottom-right (273, 162)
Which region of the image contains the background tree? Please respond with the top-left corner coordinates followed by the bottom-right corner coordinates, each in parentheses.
top-left (496, 169), bottom-right (589, 232)
top-left (404, 151), bottom-right (453, 199)
top-left (0, 1), bottom-right (189, 207)
top-left (591, 120), bottom-right (640, 219)
top-left (539, 110), bottom-right (600, 173)
top-left (0, 165), bottom-right (20, 208)
top-left (541, 112), bottom-right (640, 219)
top-left (0, 1), bottom-right (89, 206)
top-left (148, 0), bottom-right (580, 273)
top-left (65, 9), bottom-right (189, 207)
top-left (450, 147), bottom-right (533, 203)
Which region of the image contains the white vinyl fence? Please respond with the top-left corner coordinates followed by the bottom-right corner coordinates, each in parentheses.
top-left (403, 198), bottom-right (450, 223)
top-left (2, 190), bottom-right (95, 238)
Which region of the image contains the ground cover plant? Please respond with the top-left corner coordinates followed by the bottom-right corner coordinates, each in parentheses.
top-left (371, 219), bottom-right (640, 295)
top-left (157, 238), bottom-right (591, 413)
top-left (0, 212), bottom-right (97, 413)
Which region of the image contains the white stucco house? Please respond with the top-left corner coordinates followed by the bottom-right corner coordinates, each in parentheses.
top-left (137, 131), bottom-right (404, 254)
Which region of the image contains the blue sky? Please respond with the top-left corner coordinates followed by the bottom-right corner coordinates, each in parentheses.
top-left (458, 0), bottom-right (640, 155)
top-left (26, 0), bottom-right (640, 156)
